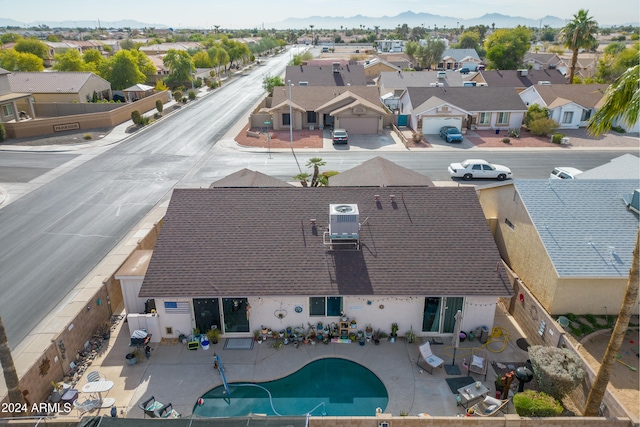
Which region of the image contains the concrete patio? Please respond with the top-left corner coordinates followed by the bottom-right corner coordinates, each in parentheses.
top-left (66, 304), bottom-right (531, 419)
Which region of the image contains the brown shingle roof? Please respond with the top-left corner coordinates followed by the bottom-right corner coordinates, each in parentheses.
top-left (210, 169), bottom-right (292, 188)
top-left (139, 187), bottom-right (512, 298)
top-left (534, 83), bottom-right (609, 108)
top-left (329, 157), bottom-right (434, 187)
top-left (285, 64), bottom-right (367, 86)
top-left (478, 69), bottom-right (567, 87)
top-left (271, 86), bottom-right (381, 111)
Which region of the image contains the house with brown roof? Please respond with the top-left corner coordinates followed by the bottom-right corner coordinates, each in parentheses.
top-left (267, 86), bottom-right (388, 134)
top-left (8, 71), bottom-right (112, 104)
top-left (399, 86), bottom-right (527, 134)
top-left (284, 64), bottom-right (367, 87)
top-left (522, 52), bottom-right (566, 71)
top-left (470, 69), bottom-right (568, 90)
top-left (329, 157), bottom-right (434, 187)
top-left (127, 184), bottom-right (512, 343)
top-left (0, 68), bottom-right (35, 123)
top-left (519, 83), bottom-right (608, 129)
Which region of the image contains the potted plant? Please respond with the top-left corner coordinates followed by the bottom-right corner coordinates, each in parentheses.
top-left (99, 321), bottom-right (111, 340)
top-left (207, 328), bottom-right (220, 344)
top-left (126, 349), bottom-right (140, 365)
top-left (253, 330), bottom-right (261, 342)
top-left (373, 329), bottom-right (381, 345)
top-left (390, 323), bottom-right (399, 343)
top-left (405, 326), bottom-right (417, 344)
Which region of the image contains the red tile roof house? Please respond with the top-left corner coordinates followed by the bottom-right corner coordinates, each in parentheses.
top-left (129, 185), bottom-right (513, 345)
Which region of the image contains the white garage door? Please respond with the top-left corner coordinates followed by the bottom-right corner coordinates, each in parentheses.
top-left (422, 117), bottom-right (462, 134)
top-left (339, 117), bottom-right (378, 134)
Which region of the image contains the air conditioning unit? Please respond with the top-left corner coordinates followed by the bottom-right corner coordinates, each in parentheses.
top-left (538, 81), bottom-right (551, 85)
top-left (437, 71), bottom-right (446, 79)
top-left (517, 69), bottom-right (528, 76)
top-left (329, 204), bottom-right (359, 239)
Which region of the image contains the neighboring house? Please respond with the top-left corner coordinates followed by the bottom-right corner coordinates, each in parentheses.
top-left (377, 39), bottom-right (407, 53)
top-left (123, 84), bottom-right (155, 102)
top-left (576, 154), bottom-right (640, 180)
top-left (399, 86), bottom-right (527, 134)
top-left (329, 156), bottom-right (434, 187)
top-left (558, 53), bottom-right (598, 79)
top-left (376, 53), bottom-right (416, 71)
top-left (8, 71), bottom-right (112, 103)
top-left (519, 84), bottom-right (608, 129)
top-left (139, 42), bottom-right (203, 56)
top-left (478, 179), bottom-right (639, 315)
top-left (522, 52), bottom-right (566, 71)
top-left (437, 49), bottom-right (482, 71)
top-left (125, 182), bottom-right (512, 343)
top-left (0, 68), bottom-right (35, 123)
top-left (379, 70), bottom-right (467, 96)
top-left (210, 168), bottom-right (293, 188)
top-left (470, 69), bottom-right (568, 91)
top-left (72, 40), bottom-right (106, 54)
top-left (363, 57), bottom-right (400, 83)
top-left (284, 64), bottom-right (367, 87)
top-left (268, 85), bottom-right (387, 134)
top-left (43, 41), bottom-right (83, 67)
top-left (145, 54), bottom-right (171, 83)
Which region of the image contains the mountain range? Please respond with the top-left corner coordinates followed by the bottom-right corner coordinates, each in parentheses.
top-left (0, 11), bottom-right (635, 31)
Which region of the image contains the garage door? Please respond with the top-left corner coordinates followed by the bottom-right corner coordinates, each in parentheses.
top-left (422, 117), bottom-right (462, 134)
top-left (339, 117), bottom-right (378, 134)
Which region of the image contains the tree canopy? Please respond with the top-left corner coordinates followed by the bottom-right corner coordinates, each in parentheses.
top-left (414, 38), bottom-right (446, 70)
top-left (588, 64), bottom-right (639, 136)
top-left (163, 49), bottom-right (193, 86)
top-left (484, 26), bottom-right (532, 70)
top-left (52, 49), bottom-right (86, 71)
top-left (101, 50), bottom-right (147, 90)
top-left (0, 49), bottom-right (44, 71)
top-left (14, 38), bottom-right (49, 60)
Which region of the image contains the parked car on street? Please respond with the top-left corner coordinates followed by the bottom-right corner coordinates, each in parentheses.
top-left (439, 126), bottom-right (464, 143)
top-left (448, 159), bottom-right (512, 181)
top-left (332, 128), bottom-right (348, 144)
top-left (549, 167), bottom-right (583, 179)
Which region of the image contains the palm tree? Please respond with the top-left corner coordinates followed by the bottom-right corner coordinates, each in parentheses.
top-left (0, 315), bottom-right (27, 416)
top-left (584, 231), bottom-right (639, 416)
top-left (587, 64), bottom-right (639, 137)
top-left (583, 65), bottom-right (640, 416)
top-left (560, 9), bottom-right (598, 84)
top-left (306, 157), bottom-right (326, 187)
top-left (293, 173), bottom-right (311, 187)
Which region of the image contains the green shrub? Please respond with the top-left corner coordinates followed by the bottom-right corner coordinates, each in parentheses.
top-left (513, 390), bottom-right (563, 417)
top-left (579, 322), bottom-right (593, 335)
top-left (585, 314), bottom-right (598, 326)
top-left (155, 99), bottom-right (163, 113)
top-left (529, 345), bottom-right (586, 401)
top-left (551, 133), bottom-right (565, 144)
top-left (0, 123), bottom-right (5, 142)
top-left (502, 137), bottom-right (511, 143)
top-left (188, 89), bottom-right (196, 100)
top-left (529, 118), bottom-right (559, 136)
top-left (131, 110), bottom-right (142, 125)
top-left (566, 313), bottom-right (577, 321)
top-left (140, 116), bottom-right (151, 126)
top-left (525, 103), bottom-right (550, 127)
top-left (508, 128), bottom-right (520, 138)
top-left (83, 134), bottom-right (92, 140)
top-left (172, 90), bottom-right (183, 102)
top-left (611, 125), bottom-right (625, 133)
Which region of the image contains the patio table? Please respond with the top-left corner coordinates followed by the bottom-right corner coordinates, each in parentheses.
top-left (82, 380), bottom-right (115, 408)
top-left (457, 383), bottom-right (489, 409)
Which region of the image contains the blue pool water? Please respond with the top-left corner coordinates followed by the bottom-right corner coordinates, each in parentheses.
top-left (193, 358), bottom-right (388, 417)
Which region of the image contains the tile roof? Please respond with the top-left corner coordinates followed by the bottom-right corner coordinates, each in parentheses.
top-left (7, 72), bottom-right (108, 94)
top-left (379, 70), bottom-right (466, 89)
top-left (271, 86), bottom-right (381, 111)
top-left (577, 154), bottom-right (640, 180)
top-left (285, 64), bottom-right (367, 86)
top-left (442, 49), bottom-right (481, 62)
top-left (139, 186), bottom-right (512, 298)
top-left (514, 179), bottom-right (639, 277)
top-left (210, 169), bottom-right (293, 188)
top-left (477, 70), bottom-right (567, 87)
top-left (406, 86), bottom-right (527, 112)
top-left (533, 84), bottom-right (609, 109)
top-left (329, 157), bottom-right (434, 187)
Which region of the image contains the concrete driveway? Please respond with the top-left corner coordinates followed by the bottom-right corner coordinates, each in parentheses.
top-left (323, 129), bottom-right (407, 151)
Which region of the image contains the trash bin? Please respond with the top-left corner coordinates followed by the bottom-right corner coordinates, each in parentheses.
top-left (495, 129), bottom-right (500, 134)
top-left (480, 326), bottom-right (489, 344)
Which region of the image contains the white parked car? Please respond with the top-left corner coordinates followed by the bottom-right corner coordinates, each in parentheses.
top-left (549, 167), bottom-right (583, 180)
top-left (448, 159), bottom-right (512, 181)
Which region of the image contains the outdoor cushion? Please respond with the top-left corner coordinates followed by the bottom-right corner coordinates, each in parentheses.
top-left (472, 355), bottom-right (485, 368)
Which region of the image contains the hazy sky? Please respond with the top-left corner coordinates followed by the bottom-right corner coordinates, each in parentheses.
top-left (0, 0), bottom-right (636, 28)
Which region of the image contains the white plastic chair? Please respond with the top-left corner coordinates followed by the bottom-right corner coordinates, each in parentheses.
top-left (417, 341), bottom-right (444, 374)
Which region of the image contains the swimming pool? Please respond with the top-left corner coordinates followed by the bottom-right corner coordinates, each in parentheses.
top-left (193, 358), bottom-right (388, 417)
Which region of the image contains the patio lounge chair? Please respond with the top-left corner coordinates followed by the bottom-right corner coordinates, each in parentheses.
top-left (86, 371), bottom-right (105, 383)
top-left (73, 398), bottom-right (100, 416)
top-left (154, 402), bottom-right (181, 418)
top-left (471, 396), bottom-right (510, 416)
top-left (468, 348), bottom-right (489, 380)
top-left (417, 341), bottom-right (444, 374)
top-left (138, 395), bottom-right (164, 418)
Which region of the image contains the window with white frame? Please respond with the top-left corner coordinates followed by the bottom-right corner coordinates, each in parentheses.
top-left (562, 111), bottom-right (574, 123)
top-left (478, 112), bottom-right (490, 125)
top-left (497, 112), bottom-right (509, 125)
top-left (2, 104), bottom-right (13, 117)
top-left (581, 109), bottom-right (592, 121)
top-left (309, 297), bottom-right (343, 316)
